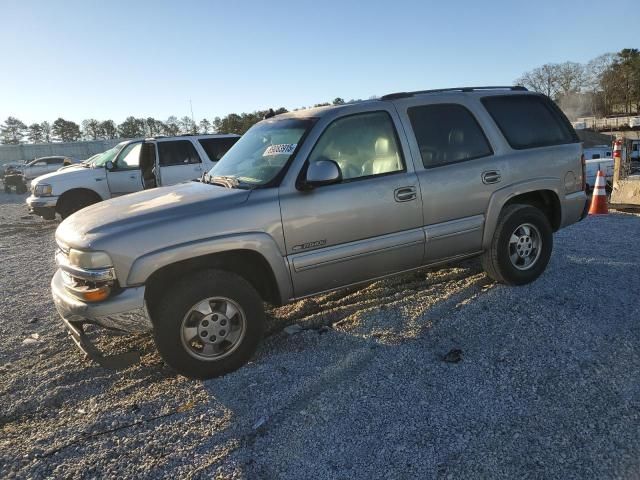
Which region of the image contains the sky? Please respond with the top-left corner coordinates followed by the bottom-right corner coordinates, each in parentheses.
top-left (0, 0), bottom-right (637, 126)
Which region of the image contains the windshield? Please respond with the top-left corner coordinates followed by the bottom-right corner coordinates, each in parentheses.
top-left (207, 118), bottom-right (314, 186)
top-left (91, 142), bottom-right (127, 167)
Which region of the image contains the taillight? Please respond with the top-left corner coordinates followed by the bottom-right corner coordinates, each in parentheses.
top-left (581, 154), bottom-right (586, 191)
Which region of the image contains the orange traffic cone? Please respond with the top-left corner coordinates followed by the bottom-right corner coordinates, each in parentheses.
top-left (588, 170), bottom-right (608, 215)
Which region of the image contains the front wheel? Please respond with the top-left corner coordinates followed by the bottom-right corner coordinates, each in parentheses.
top-left (57, 191), bottom-right (100, 219)
top-left (481, 204), bottom-right (553, 286)
top-left (152, 269), bottom-right (265, 379)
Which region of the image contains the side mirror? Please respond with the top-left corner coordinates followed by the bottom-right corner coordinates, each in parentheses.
top-left (305, 159), bottom-right (342, 188)
top-left (105, 160), bottom-right (114, 171)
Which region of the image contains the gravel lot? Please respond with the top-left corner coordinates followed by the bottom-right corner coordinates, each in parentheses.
top-left (1, 187), bottom-right (639, 479)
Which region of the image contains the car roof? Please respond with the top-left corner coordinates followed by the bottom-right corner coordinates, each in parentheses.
top-left (276, 86), bottom-right (534, 121)
top-left (145, 133), bottom-right (241, 141)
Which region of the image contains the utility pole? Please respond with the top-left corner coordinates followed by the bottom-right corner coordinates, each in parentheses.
top-left (190, 99), bottom-right (196, 133)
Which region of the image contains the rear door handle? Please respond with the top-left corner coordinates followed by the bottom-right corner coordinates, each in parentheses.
top-left (482, 170), bottom-right (502, 184)
top-left (394, 186), bottom-right (417, 202)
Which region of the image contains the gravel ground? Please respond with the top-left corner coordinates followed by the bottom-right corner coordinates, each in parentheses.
top-left (1, 187), bottom-right (639, 479)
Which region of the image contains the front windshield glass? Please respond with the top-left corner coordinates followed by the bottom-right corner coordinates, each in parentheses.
top-left (208, 118), bottom-right (314, 186)
top-left (91, 142), bottom-right (127, 167)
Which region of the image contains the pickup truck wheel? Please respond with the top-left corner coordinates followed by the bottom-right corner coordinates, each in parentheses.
top-left (57, 191), bottom-right (99, 219)
top-left (481, 204), bottom-right (552, 286)
top-left (152, 269), bottom-right (265, 379)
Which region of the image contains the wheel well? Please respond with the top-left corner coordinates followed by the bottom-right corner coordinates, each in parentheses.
top-left (57, 188), bottom-right (102, 210)
top-left (504, 190), bottom-right (561, 231)
top-left (144, 249), bottom-right (282, 309)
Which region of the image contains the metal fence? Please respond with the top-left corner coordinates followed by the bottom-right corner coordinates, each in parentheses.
top-left (0, 139), bottom-right (124, 166)
top-left (575, 116), bottom-right (640, 131)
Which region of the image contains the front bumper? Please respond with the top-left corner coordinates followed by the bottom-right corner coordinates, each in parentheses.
top-left (51, 269), bottom-right (152, 333)
top-left (26, 195), bottom-right (58, 218)
top-left (52, 269), bottom-right (152, 368)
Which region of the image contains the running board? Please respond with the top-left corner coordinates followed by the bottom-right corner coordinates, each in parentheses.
top-left (61, 317), bottom-right (140, 370)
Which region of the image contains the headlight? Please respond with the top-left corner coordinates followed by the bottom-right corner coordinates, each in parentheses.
top-left (68, 249), bottom-right (113, 269)
top-left (34, 184), bottom-right (53, 196)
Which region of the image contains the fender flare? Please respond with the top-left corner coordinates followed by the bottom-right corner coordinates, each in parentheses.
top-left (126, 232), bottom-right (293, 304)
top-left (482, 177), bottom-right (562, 249)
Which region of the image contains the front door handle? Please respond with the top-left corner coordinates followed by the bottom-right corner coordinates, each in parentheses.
top-left (482, 170), bottom-right (502, 184)
top-left (394, 186), bottom-right (417, 202)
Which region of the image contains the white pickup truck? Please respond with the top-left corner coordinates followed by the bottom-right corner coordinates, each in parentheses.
top-left (27, 134), bottom-right (239, 219)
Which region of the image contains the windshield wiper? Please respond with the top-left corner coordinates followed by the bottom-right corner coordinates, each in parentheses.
top-left (207, 175), bottom-right (253, 189)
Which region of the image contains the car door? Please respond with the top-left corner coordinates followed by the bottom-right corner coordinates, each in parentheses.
top-left (156, 140), bottom-right (203, 185)
top-left (394, 98), bottom-right (507, 263)
top-left (279, 109), bottom-right (424, 298)
top-left (46, 157), bottom-right (64, 173)
top-left (106, 142), bottom-right (143, 196)
top-left (27, 160), bottom-right (48, 179)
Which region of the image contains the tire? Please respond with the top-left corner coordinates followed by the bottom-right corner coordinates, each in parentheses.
top-left (16, 182), bottom-right (27, 194)
top-left (152, 269), bottom-right (265, 379)
top-left (481, 204), bottom-right (553, 286)
top-left (57, 191), bottom-right (100, 219)
top-left (4, 184), bottom-right (10, 194)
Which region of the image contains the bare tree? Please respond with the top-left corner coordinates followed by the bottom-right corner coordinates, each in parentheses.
top-left (515, 63), bottom-right (561, 99)
top-left (555, 62), bottom-right (586, 97)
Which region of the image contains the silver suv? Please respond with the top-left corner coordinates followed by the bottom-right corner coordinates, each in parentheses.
top-left (51, 86), bottom-right (588, 379)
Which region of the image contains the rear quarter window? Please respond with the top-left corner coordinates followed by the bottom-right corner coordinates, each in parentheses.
top-left (482, 95), bottom-right (578, 150)
top-left (198, 137), bottom-right (239, 162)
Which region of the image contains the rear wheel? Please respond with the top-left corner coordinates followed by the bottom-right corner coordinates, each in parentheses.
top-left (57, 190), bottom-right (100, 219)
top-left (152, 269), bottom-right (265, 379)
top-left (481, 204), bottom-right (553, 286)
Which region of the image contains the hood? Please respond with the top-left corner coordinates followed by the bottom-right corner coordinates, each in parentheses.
top-left (57, 181), bottom-right (251, 247)
top-left (32, 164), bottom-right (100, 184)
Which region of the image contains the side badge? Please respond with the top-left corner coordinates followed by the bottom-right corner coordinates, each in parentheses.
top-left (292, 239), bottom-right (327, 252)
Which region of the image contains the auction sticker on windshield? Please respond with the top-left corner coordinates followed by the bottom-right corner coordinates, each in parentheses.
top-left (263, 144), bottom-right (297, 156)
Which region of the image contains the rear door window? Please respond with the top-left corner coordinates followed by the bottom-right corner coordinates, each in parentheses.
top-left (198, 137), bottom-right (239, 161)
top-left (46, 157), bottom-right (63, 165)
top-left (482, 95), bottom-right (578, 150)
top-left (407, 104), bottom-right (493, 168)
top-left (158, 140), bottom-right (202, 166)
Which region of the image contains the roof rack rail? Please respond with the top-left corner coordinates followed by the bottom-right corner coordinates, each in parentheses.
top-left (380, 85), bottom-right (527, 101)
